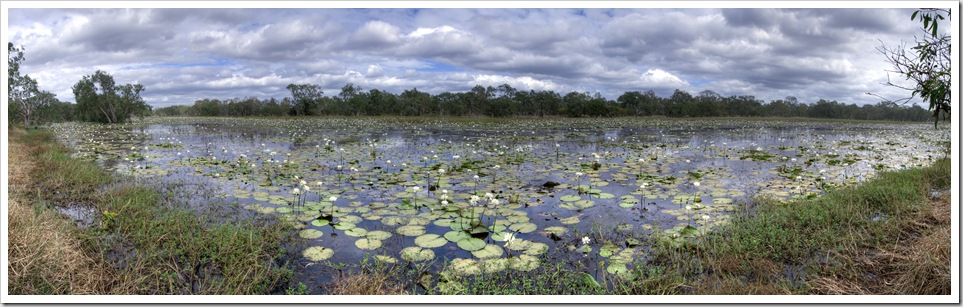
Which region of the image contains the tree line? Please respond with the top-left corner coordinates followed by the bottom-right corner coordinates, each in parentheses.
top-left (153, 83), bottom-right (932, 122)
top-left (8, 43), bottom-right (150, 127)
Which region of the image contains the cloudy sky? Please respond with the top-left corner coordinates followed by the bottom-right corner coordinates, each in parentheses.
top-left (4, 3), bottom-right (943, 108)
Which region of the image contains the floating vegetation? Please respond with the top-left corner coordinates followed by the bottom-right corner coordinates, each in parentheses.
top-left (46, 117), bottom-right (949, 282)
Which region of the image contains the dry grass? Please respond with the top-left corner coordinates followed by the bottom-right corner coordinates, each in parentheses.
top-left (7, 129), bottom-right (123, 294)
top-left (322, 270), bottom-right (409, 295)
top-left (810, 191), bottom-right (951, 295)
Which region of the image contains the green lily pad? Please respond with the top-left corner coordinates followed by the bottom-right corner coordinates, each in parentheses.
top-left (559, 195), bottom-right (581, 202)
top-left (344, 228), bottom-right (368, 237)
top-left (396, 225), bottom-right (426, 236)
top-left (618, 202), bottom-right (636, 208)
top-left (415, 234), bottom-right (448, 248)
top-left (448, 258), bottom-right (481, 275)
top-left (509, 254), bottom-right (539, 272)
top-left (400, 246), bottom-right (435, 262)
top-left (366, 230), bottom-right (392, 240)
top-left (524, 242), bottom-right (549, 256)
top-left (298, 229), bottom-right (324, 239)
top-left (471, 244), bottom-right (503, 259)
top-left (310, 219), bottom-right (330, 227)
top-left (577, 244), bottom-right (593, 253)
top-left (302, 246), bottom-right (334, 262)
top-left (606, 263), bottom-right (629, 276)
top-left (508, 222), bottom-right (537, 233)
top-left (374, 255), bottom-right (397, 264)
top-left (559, 216), bottom-right (580, 225)
top-left (333, 222), bottom-right (356, 230)
top-left (597, 193), bottom-right (615, 199)
top-left (355, 238), bottom-right (382, 250)
top-left (457, 237), bottom-right (487, 251)
top-left (445, 230), bottom-right (472, 243)
top-left (504, 238), bottom-right (532, 251)
top-left (544, 226), bottom-right (568, 236)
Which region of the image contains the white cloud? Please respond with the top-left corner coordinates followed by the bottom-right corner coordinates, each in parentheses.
top-left (472, 74), bottom-right (560, 92)
top-left (638, 69), bottom-right (689, 89)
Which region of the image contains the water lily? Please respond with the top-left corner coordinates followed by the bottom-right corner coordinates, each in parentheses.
top-left (504, 232), bottom-right (516, 245)
top-left (582, 236), bottom-right (591, 245)
top-left (693, 181), bottom-right (701, 187)
top-left (292, 188), bottom-right (301, 195)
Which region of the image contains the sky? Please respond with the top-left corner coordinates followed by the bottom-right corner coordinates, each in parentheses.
top-left (4, 2), bottom-right (950, 108)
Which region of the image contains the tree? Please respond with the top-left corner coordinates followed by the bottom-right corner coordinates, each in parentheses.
top-left (73, 70), bottom-right (149, 124)
top-left (8, 43), bottom-right (44, 127)
top-left (287, 83), bottom-right (324, 116)
top-left (877, 8), bottom-right (951, 127)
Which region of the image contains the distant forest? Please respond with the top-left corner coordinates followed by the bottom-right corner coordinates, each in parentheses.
top-left (153, 83), bottom-right (931, 121)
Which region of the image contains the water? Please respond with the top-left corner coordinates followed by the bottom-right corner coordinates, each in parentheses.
top-left (49, 117), bottom-right (948, 293)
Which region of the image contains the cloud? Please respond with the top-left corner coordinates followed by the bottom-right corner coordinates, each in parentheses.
top-left (7, 7), bottom-right (926, 108)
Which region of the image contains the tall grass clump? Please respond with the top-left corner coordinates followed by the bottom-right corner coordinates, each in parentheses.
top-left (671, 158), bottom-right (952, 295)
top-left (7, 128), bottom-right (296, 294)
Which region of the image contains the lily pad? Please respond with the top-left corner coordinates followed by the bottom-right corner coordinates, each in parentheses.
top-left (606, 262), bottom-right (629, 276)
top-left (456, 237), bottom-right (487, 251)
top-left (508, 222), bottom-right (537, 233)
top-left (374, 255), bottom-right (397, 264)
top-left (524, 242), bottom-right (549, 255)
top-left (445, 230), bottom-right (472, 243)
top-left (396, 225), bottom-right (426, 236)
top-left (344, 228), bottom-right (368, 237)
top-left (355, 238), bottom-right (382, 250)
top-left (302, 246), bottom-right (334, 262)
top-left (559, 195), bottom-right (581, 202)
top-left (543, 226), bottom-right (568, 237)
top-left (400, 246), bottom-right (435, 262)
top-left (559, 216), bottom-right (580, 225)
top-left (471, 244), bottom-right (503, 259)
top-left (508, 254), bottom-right (539, 272)
top-left (415, 234), bottom-right (448, 248)
top-left (333, 222), bottom-right (356, 230)
top-left (366, 230), bottom-right (392, 240)
top-left (298, 229), bottom-right (324, 239)
top-left (310, 219), bottom-right (330, 227)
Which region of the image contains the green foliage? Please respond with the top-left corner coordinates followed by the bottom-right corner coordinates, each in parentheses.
top-left (8, 43), bottom-right (64, 127)
top-left (151, 82), bottom-right (930, 121)
top-left (879, 9), bottom-right (951, 127)
top-left (72, 70), bottom-right (151, 123)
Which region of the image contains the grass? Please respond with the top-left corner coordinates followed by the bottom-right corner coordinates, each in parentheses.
top-left (7, 127), bottom-right (296, 294)
top-left (318, 157), bottom-right (951, 295)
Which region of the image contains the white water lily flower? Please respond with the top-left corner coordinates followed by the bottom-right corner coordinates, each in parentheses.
top-left (386, 160), bottom-right (391, 164)
top-left (413, 186), bottom-right (421, 192)
top-left (820, 169), bottom-right (826, 173)
top-left (442, 189), bottom-right (448, 194)
top-left (300, 180), bottom-right (307, 185)
top-left (491, 199), bottom-right (500, 206)
top-left (329, 196), bottom-right (338, 202)
top-left (693, 182), bottom-right (701, 187)
top-left (686, 159), bottom-right (691, 163)
top-left (582, 236), bottom-right (591, 245)
top-left (441, 200), bottom-right (448, 205)
top-left (292, 188), bottom-right (301, 195)
top-left (575, 172), bottom-right (583, 177)
top-left (304, 186), bottom-right (310, 191)
top-left (316, 181), bottom-right (323, 187)
top-left (702, 215), bottom-right (711, 221)
top-left (439, 169), bottom-right (446, 174)
top-left (473, 175), bottom-right (480, 180)
top-left (505, 232), bottom-right (517, 244)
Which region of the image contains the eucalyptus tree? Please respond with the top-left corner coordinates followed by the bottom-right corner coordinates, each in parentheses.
top-left (287, 83), bottom-right (324, 116)
top-left (72, 70), bottom-right (150, 124)
top-left (8, 43), bottom-right (43, 127)
top-left (877, 8), bottom-right (952, 126)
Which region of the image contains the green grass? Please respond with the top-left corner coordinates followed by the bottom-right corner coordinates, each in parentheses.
top-left (10, 129), bottom-right (296, 294)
